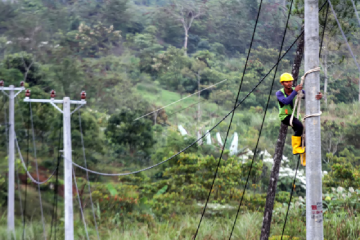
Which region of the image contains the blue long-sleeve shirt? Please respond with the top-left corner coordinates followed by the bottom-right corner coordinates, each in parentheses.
top-left (276, 89), bottom-right (305, 108)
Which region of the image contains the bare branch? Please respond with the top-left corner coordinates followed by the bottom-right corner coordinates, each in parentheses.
top-left (21, 54), bottom-right (34, 83)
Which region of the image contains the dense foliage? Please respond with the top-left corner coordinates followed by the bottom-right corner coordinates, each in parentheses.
top-left (0, 0), bottom-right (360, 239)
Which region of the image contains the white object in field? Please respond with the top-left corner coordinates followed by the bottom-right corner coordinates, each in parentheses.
top-left (206, 130), bottom-right (211, 145)
top-left (197, 130), bottom-right (203, 145)
top-left (178, 125), bottom-right (187, 136)
top-left (216, 132), bottom-right (223, 147)
top-left (229, 133), bottom-right (238, 156)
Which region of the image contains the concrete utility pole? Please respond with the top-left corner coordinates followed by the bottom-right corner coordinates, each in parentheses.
top-left (24, 90), bottom-right (86, 240)
top-left (0, 81), bottom-right (25, 236)
top-left (305, 0), bottom-right (324, 239)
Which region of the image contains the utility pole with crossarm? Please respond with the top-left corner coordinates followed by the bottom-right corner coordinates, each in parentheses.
top-left (24, 90), bottom-right (86, 240)
top-left (0, 81), bottom-right (25, 236)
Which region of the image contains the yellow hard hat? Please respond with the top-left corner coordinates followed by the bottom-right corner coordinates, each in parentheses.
top-left (280, 73), bottom-right (294, 82)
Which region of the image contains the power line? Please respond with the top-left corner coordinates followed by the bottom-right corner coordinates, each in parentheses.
top-left (134, 79), bottom-right (228, 121)
top-left (71, 0), bottom-right (332, 178)
top-left (194, 0), bottom-right (264, 237)
top-left (72, 27), bottom-right (306, 177)
top-left (16, 165), bottom-right (24, 225)
top-left (15, 136), bottom-right (58, 185)
top-left (73, 169), bottom-right (90, 240)
top-left (166, 99), bottom-right (205, 118)
top-left (280, 156), bottom-right (301, 240)
top-left (319, 2), bottom-right (330, 58)
top-left (78, 110), bottom-right (100, 240)
top-left (29, 102), bottom-right (46, 238)
top-left (229, 0), bottom-right (294, 238)
top-left (327, 0), bottom-right (360, 73)
top-left (49, 119), bottom-right (62, 240)
top-left (22, 103), bottom-right (30, 240)
top-left (351, 0), bottom-right (360, 29)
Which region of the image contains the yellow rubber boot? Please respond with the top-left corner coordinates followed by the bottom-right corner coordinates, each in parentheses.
top-left (300, 153), bottom-right (306, 166)
top-left (291, 136), bottom-right (305, 154)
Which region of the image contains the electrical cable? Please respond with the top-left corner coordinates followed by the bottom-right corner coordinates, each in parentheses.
top-left (134, 79), bottom-right (228, 121)
top-left (29, 102), bottom-right (46, 239)
top-left (72, 30), bottom-right (305, 177)
top-left (49, 120), bottom-right (62, 240)
top-left (78, 110), bottom-right (100, 240)
top-left (71, 0), bottom-right (330, 178)
top-left (16, 165), bottom-right (24, 225)
top-left (22, 104), bottom-right (30, 240)
top-left (319, 2), bottom-right (330, 58)
top-left (15, 136), bottom-right (58, 184)
top-left (166, 99), bottom-right (205, 118)
top-left (350, 0), bottom-right (360, 29)
top-left (73, 169), bottom-right (90, 240)
top-left (194, 0), bottom-right (265, 238)
top-left (280, 156), bottom-right (301, 240)
top-left (327, 0), bottom-right (360, 73)
top-left (54, 150), bottom-right (60, 240)
top-left (229, 0), bottom-right (294, 238)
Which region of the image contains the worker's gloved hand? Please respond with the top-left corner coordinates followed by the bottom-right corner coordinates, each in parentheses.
top-left (316, 92), bottom-right (323, 100)
top-left (295, 84), bottom-right (303, 92)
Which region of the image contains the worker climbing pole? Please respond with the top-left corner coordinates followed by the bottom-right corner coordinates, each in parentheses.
top-left (276, 72), bottom-right (322, 167)
top-left (261, 0), bottom-right (327, 238)
top-left (260, 26), bottom-right (305, 240)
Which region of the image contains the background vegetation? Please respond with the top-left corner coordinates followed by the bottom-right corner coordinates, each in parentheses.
top-left (1, 0), bottom-right (360, 239)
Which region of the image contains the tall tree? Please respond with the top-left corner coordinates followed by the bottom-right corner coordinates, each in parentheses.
top-left (260, 27), bottom-right (304, 240)
top-left (163, 0), bottom-right (207, 53)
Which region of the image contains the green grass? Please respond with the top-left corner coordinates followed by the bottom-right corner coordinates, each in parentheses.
top-left (1, 211), bottom-right (359, 240)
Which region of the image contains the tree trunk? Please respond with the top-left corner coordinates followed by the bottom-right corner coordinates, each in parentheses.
top-left (260, 123), bottom-right (288, 240)
top-left (260, 29), bottom-right (304, 240)
top-left (184, 27), bottom-right (189, 53)
top-left (197, 74), bottom-right (201, 124)
top-left (197, 74), bottom-right (202, 145)
top-left (292, 27), bottom-right (305, 86)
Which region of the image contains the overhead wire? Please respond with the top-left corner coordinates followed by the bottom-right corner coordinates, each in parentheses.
top-left (194, 0), bottom-right (264, 238)
top-left (71, 0), bottom-right (330, 179)
top-left (350, 0), bottom-right (360, 28)
top-left (280, 156), bottom-right (301, 240)
top-left (16, 166), bottom-right (24, 225)
top-left (54, 134), bottom-right (61, 240)
top-left (78, 110), bottom-right (100, 240)
top-left (229, 0), bottom-right (294, 238)
top-left (29, 102), bottom-right (46, 239)
top-left (15, 136), bottom-right (58, 184)
top-left (327, 0), bottom-right (360, 73)
top-left (166, 99), bottom-right (205, 118)
top-left (22, 103), bottom-right (30, 240)
top-left (319, 2), bottom-right (330, 58)
top-left (134, 78), bottom-right (228, 121)
top-left (13, 100), bottom-right (25, 225)
top-left (49, 118), bottom-right (62, 240)
top-left (72, 29), bottom-right (306, 177)
top-left (73, 169), bottom-right (90, 240)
